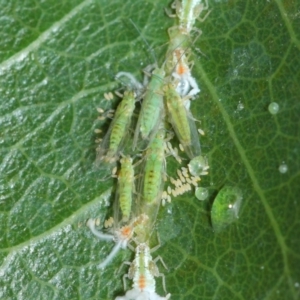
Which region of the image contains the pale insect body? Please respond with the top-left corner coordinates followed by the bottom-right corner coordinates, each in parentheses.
top-left (115, 243), bottom-right (171, 300)
top-left (164, 29), bottom-right (200, 104)
top-left (164, 83), bottom-right (201, 159)
top-left (87, 218), bottom-right (134, 269)
top-left (87, 213), bottom-right (150, 270)
top-left (131, 213), bottom-right (151, 245)
top-left (166, 25), bottom-right (191, 57)
top-left (169, 0), bottom-right (210, 34)
top-left (164, 26), bottom-right (199, 92)
top-left (165, 27), bottom-right (192, 92)
top-left (170, 48), bottom-right (200, 99)
top-left (115, 286), bottom-right (170, 300)
top-left (165, 0), bottom-right (211, 99)
top-left (115, 155), bottom-right (135, 223)
top-left (96, 90), bottom-right (136, 164)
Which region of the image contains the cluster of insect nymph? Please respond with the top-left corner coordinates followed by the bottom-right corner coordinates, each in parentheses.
top-left (88, 1), bottom-right (211, 299)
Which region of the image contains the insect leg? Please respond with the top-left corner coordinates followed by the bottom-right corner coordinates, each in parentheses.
top-left (187, 75), bottom-right (200, 97)
top-left (197, 0), bottom-right (211, 22)
top-left (87, 219), bottom-right (114, 241)
top-left (115, 71), bottom-right (144, 92)
top-left (122, 273), bottom-right (130, 292)
top-left (153, 255), bottom-right (168, 271)
top-left (156, 270), bottom-right (167, 294)
top-left (116, 260), bottom-right (131, 276)
top-left (98, 240), bottom-right (123, 269)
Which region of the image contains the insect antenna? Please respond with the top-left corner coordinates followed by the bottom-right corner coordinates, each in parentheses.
top-left (128, 18), bottom-right (158, 66)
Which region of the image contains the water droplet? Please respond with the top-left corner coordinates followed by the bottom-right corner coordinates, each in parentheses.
top-left (278, 163), bottom-right (288, 173)
top-left (237, 102), bottom-right (244, 111)
top-left (268, 102), bottom-right (279, 115)
top-left (188, 155), bottom-right (209, 176)
top-left (211, 186), bottom-right (242, 233)
top-left (195, 187), bottom-right (209, 200)
top-left (52, 25), bottom-right (59, 33)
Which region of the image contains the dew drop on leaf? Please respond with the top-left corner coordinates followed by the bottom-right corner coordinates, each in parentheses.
top-left (211, 186), bottom-right (242, 233)
top-left (268, 102), bottom-right (279, 115)
top-left (188, 155), bottom-right (208, 176)
top-left (195, 187), bottom-right (209, 200)
top-left (237, 102), bottom-right (244, 111)
top-left (278, 163), bottom-right (288, 173)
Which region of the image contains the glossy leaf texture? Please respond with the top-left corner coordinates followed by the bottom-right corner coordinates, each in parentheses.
top-left (0, 1), bottom-right (299, 299)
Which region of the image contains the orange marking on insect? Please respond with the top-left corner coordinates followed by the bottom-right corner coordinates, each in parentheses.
top-left (174, 50), bottom-right (187, 75)
top-left (177, 63), bottom-right (187, 75)
top-left (138, 274), bottom-right (146, 290)
top-left (120, 225), bottom-right (132, 238)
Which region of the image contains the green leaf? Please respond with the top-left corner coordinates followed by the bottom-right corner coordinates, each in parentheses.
top-left (0, 1), bottom-right (299, 300)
